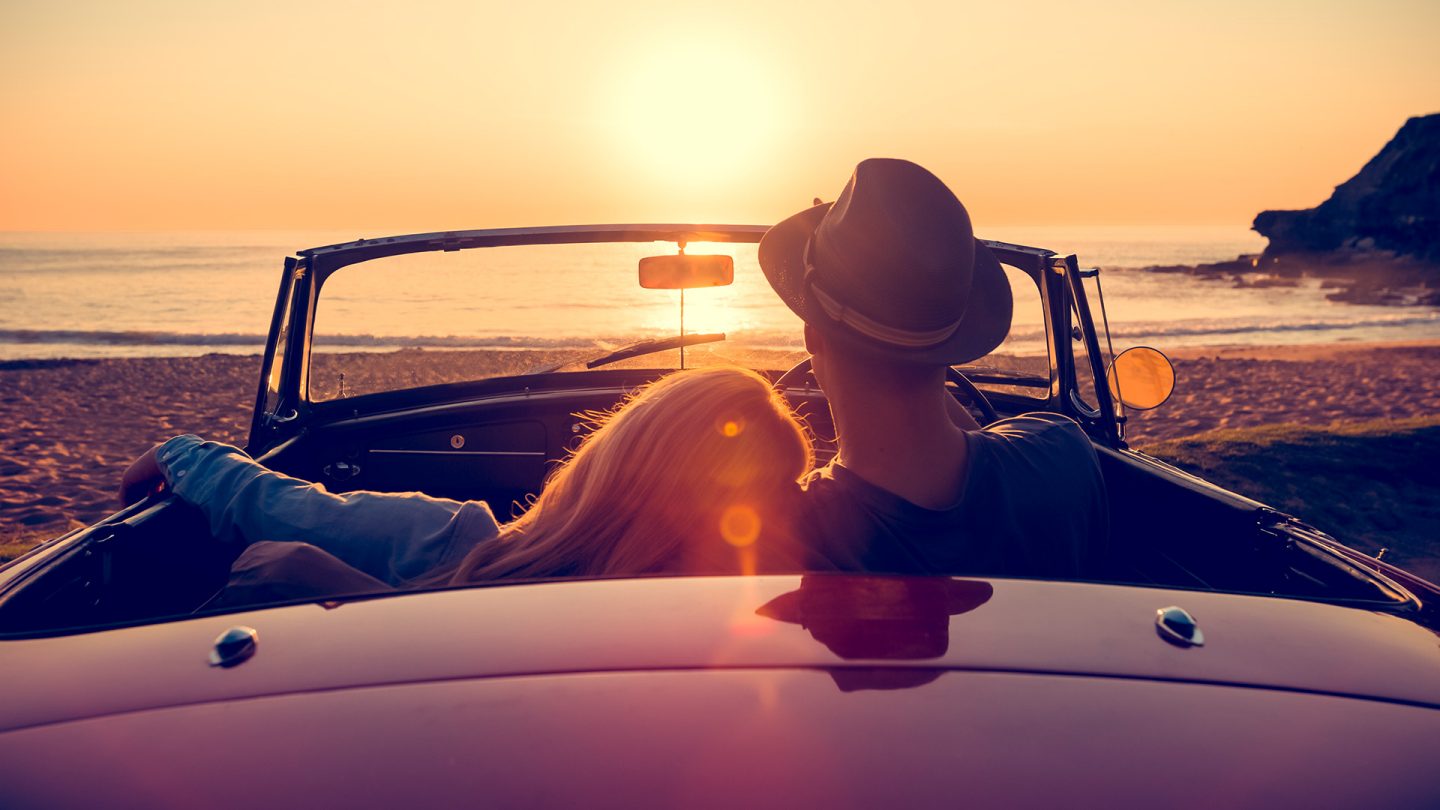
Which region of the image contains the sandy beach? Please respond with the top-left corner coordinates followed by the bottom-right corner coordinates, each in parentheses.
top-left (1123, 340), bottom-right (1440, 442)
top-left (3, 341), bottom-right (1438, 554)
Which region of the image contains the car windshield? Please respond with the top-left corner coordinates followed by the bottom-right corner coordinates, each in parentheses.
top-left (309, 239), bottom-right (1049, 402)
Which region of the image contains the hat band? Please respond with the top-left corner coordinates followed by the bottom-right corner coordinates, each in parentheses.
top-left (809, 282), bottom-right (964, 348)
top-left (803, 234), bottom-right (964, 349)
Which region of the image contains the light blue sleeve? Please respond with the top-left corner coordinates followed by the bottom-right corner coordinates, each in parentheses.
top-left (155, 435), bottom-right (500, 585)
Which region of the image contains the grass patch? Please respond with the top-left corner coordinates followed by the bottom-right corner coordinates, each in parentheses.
top-left (0, 526), bottom-right (72, 564)
top-left (1137, 416), bottom-right (1440, 584)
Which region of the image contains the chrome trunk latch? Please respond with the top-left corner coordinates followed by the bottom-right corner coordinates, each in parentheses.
top-left (1155, 606), bottom-right (1204, 648)
top-left (210, 626), bottom-right (259, 667)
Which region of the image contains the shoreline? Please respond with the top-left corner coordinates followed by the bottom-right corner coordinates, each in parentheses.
top-left (1163, 337), bottom-right (1440, 360)
top-left (3, 340), bottom-right (1439, 550)
top-left (1137, 251), bottom-right (1440, 307)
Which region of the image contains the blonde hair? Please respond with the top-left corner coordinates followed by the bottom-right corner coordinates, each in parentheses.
top-left (448, 366), bottom-right (813, 583)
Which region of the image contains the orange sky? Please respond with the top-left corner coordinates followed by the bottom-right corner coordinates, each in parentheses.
top-left (1, 0), bottom-right (1437, 232)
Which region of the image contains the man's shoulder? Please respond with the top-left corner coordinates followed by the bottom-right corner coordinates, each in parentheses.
top-left (798, 464), bottom-right (915, 527)
top-left (982, 411), bottom-right (1089, 439)
top-left (800, 412), bottom-right (1098, 504)
top-left (967, 411), bottom-right (1104, 504)
top-left (975, 412), bottom-right (1095, 458)
top-left (968, 411), bottom-right (1109, 575)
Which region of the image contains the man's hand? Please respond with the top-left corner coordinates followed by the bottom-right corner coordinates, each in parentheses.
top-left (119, 444), bottom-right (168, 507)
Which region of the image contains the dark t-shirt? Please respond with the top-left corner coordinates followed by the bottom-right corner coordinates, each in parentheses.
top-left (800, 413), bottom-right (1109, 578)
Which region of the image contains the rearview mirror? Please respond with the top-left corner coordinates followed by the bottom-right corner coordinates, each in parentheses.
top-left (1108, 347), bottom-right (1176, 410)
top-left (639, 254), bottom-right (734, 289)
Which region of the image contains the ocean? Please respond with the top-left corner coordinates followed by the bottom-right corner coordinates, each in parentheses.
top-left (1, 226), bottom-right (1437, 361)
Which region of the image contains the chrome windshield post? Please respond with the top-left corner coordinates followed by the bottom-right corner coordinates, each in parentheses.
top-left (1059, 255), bottom-right (1123, 446)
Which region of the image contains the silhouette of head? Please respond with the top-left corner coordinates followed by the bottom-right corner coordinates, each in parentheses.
top-left (757, 575), bottom-right (994, 691)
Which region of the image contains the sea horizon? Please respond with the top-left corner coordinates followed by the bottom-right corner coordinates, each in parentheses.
top-left (3, 226), bottom-right (1438, 362)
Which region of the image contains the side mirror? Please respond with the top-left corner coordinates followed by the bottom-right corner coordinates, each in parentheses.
top-left (639, 254), bottom-right (734, 290)
top-left (1108, 347), bottom-right (1176, 410)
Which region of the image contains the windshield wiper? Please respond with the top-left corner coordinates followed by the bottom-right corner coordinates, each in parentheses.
top-left (522, 333), bottom-right (728, 375)
top-left (586, 332), bottom-right (725, 369)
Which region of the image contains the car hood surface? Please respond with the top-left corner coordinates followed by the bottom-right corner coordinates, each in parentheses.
top-left (3, 574), bottom-right (1439, 735)
top-left (4, 668), bottom-right (1440, 809)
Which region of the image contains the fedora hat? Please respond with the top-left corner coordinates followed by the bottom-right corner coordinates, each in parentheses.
top-left (758, 158), bottom-right (1012, 365)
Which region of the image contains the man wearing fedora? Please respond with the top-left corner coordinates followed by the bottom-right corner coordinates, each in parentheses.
top-left (758, 158), bottom-right (1108, 577)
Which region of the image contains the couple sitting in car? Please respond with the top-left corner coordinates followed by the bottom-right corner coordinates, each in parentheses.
top-left (121, 159), bottom-right (1107, 603)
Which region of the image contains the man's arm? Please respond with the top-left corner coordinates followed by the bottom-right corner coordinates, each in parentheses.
top-left (149, 435), bottom-right (499, 584)
top-left (119, 445), bottom-right (167, 506)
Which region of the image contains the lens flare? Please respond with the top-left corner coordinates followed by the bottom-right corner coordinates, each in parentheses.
top-left (721, 419), bottom-right (743, 438)
top-left (719, 504), bottom-right (761, 547)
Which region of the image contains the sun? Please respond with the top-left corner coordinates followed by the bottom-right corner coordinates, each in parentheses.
top-left (604, 45), bottom-right (781, 187)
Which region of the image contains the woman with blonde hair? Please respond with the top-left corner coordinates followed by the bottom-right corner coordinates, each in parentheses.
top-left (449, 365), bottom-right (814, 582)
top-left (121, 366), bottom-right (813, 603)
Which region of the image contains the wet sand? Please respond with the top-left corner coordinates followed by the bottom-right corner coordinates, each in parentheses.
top-left (2, 341), bottom-right (1438, 549)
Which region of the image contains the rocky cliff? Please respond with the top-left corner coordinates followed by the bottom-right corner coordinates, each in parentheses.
top-left (1254, 114), bottom-right (1440, 263)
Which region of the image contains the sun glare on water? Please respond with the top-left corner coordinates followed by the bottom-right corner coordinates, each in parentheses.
top-left (605, 46), bottom-right (781, 187)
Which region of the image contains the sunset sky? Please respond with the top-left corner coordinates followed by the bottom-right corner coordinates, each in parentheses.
top-left (2, 0), bottom-right (1436, 232)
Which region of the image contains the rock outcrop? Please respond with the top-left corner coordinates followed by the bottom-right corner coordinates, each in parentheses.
top-left (1253, 114), bottom-right (1440, 263)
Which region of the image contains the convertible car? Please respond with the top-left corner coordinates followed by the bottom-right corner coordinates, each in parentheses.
top-left (1, 225), bottom-right (1437, 808)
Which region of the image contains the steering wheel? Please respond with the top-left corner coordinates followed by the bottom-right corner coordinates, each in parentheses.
top-left (773, 358), bottom-right (999, 425)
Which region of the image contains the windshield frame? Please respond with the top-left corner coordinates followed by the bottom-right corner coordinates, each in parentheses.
top-left (250, 225), bottom-right (1116, 453)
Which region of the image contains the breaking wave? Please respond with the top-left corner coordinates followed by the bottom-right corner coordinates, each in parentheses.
top-left (1100, 312), bottom-right (1440, 341)
top-left (2, 311), bottom-right (1436, 357)
top-left (0, 329), bottom-right (615, 350)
